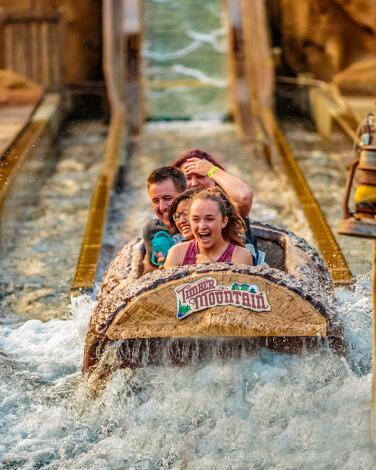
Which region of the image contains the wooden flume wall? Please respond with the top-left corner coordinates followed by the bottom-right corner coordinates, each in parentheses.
top-left (227, 0), bottom-right (353, 285)
top-left (0, 0), bottom-right (102, 88)
top-left (226, 0), bottom-right (274, 140)
top-left (71, 0), bottom-right (127, 291)
top-left (0, 10), bottom-right (64, 91)
top-left (72, 0), bottom-right (143, 291)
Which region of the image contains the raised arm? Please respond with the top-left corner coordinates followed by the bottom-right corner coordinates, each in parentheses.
top-left (182, 157), bottom-right (253, 217)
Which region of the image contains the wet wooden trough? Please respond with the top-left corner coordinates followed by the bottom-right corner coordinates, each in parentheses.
top-left (0, 69), bottom-right (43, 157)
top-left (0, 69), bottom-right (63, 247)
top-left (83, 222), bottom-right (342, 373)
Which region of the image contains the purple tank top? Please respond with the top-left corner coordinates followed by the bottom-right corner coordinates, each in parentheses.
top-left (182, 240), bottom-right (236, 265)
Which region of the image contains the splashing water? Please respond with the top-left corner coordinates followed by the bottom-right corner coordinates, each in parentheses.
top-left (1, 1), bottom-right (375, 467)
top-left (0, 278), bottom-right (374, 469)
top-left (0, 115), bottom-right (374, 470)
top-left (143, 0), bottom-right (229, 119)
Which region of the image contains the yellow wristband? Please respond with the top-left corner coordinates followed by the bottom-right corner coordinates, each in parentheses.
top-left (207, 166), bottom-right (219, 178)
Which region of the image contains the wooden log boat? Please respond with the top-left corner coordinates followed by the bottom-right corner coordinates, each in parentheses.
top-left (83, 221), bottom-right (342, 373)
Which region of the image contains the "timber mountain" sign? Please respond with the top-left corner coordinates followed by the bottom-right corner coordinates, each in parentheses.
top-left (174, 276), bottom-right (271, 320)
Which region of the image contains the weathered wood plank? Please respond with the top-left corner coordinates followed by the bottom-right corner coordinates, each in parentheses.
top-left (106, 272), bottom-right (328, 340)
top-left (0, 69), bottom-right (43, 158)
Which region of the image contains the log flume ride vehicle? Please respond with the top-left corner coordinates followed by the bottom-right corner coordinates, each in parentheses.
top-left (83, 221), bottom-right (342, 374)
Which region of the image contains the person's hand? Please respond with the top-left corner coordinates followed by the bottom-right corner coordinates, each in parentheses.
top-left (183, 158), bottom-right (213, 176)
top-left (156, 253), bottom-right (165, 264)
top-left (142, 255), bottom-right (156, 274)
top-left (196, 253), bottom-right (212, 264)
top-left (153, 251), bottom-right (165, 265)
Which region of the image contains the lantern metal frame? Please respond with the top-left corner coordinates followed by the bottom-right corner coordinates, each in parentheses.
top-left (338, 113), bottom-right (376, 239)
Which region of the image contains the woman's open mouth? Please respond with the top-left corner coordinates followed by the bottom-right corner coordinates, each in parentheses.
top-left (197, 231), bottom-right (211, 242)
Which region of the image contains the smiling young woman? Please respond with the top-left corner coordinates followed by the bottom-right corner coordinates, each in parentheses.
top-left (168, 188), bottom-right (197, 242)
top-left (164, 188), bottom-right (253, 268)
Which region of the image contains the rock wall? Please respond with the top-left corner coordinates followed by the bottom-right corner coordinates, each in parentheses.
top-left (273, 0), bottom-right (376, 93)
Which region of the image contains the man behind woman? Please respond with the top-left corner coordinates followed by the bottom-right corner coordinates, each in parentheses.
top-left (142, 166), bottom-right (187, 273)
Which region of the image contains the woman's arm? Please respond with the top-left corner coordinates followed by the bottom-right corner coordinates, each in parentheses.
top-left (164, 243), bottom-right (188, 269)
top-left (142, 254), bottom-right (157, 274)
top-left (232, 246), bottom-right (253, 266)
top-left (183, 158), bottom-right (253, 217)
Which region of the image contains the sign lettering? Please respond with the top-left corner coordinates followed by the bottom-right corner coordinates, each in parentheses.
top-left (175, 277), bottom-right (271, 319)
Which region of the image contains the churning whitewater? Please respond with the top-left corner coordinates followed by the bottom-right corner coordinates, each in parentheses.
top-left (0, 280), bottom-right (374, 469)
top-left (1, 0), bottom-right (375, 467)
top-left (0, 120), bottom-right (374, 469)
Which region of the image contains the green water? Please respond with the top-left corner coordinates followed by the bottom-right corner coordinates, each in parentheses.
top-left (143, 0), bottom-right (229, 119)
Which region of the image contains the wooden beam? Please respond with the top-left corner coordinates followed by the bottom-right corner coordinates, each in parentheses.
top-left (263, 109), bottom-right (353, 285)
top-left (71, 0), bottom-right (127, 292)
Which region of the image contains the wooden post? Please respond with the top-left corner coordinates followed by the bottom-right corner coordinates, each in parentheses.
top-left (124, 0), bottom-right (143, 136)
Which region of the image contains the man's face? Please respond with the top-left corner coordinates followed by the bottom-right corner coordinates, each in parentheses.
top-left (148, 178), bottom-right (181, 226)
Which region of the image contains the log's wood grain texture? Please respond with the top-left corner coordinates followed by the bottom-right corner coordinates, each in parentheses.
top-left (106, 272), bottom-right (327, 340)
top-left (91, 222), bottom-right (335, 339)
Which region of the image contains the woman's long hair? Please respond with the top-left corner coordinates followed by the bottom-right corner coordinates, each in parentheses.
top-left (190, 188), bottom-right (246, 246)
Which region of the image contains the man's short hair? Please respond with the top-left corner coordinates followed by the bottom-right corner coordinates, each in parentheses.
top-left (171, 148), bottom-right (225, 170)
top-left (147, 166), bottom-right (187, 192)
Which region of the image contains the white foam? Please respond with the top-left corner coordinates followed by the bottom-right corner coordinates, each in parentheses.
top-left (0, 295), bottom-right (93, 381)
top-left (0, 280), bottom-right (375, 468)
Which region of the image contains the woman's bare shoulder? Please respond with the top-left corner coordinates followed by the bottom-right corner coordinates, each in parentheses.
top-left (232, 245), bottom-right (253, 265)
top-left (170, 240), bottom-right (191, 254)
top-left (164, 240), bottom-right (191, 268)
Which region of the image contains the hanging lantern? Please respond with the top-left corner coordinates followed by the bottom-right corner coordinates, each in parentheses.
top-left (338, 113), bottom-right (376, 239)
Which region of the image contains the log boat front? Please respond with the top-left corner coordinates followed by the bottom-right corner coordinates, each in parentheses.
top-left (83, 222), bottom-right (342, 372)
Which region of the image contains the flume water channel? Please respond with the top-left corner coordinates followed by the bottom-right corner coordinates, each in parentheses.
top-left (0, 119), bottom-right (374, 469)
top-left (1, 0), bottom-right (375, 467)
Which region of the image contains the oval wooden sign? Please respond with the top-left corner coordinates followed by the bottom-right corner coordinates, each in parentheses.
top-left (106, 272), bottom-right (327, 340)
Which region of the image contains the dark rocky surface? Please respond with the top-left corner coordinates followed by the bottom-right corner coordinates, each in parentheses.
top-left (276, 0), bottom-right (376, 89)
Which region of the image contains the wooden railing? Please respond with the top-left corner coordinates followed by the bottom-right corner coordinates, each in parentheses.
top-left (0, 10), bottom-right (64, 91)
top-left (72, 0), bottom-right (142, 292)
top-left (226, 0), bottom-right (273, 140)
top-left (124, 0), bottom-right (143, 135)
top-left (226, 0), bottom-right (352, 284)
